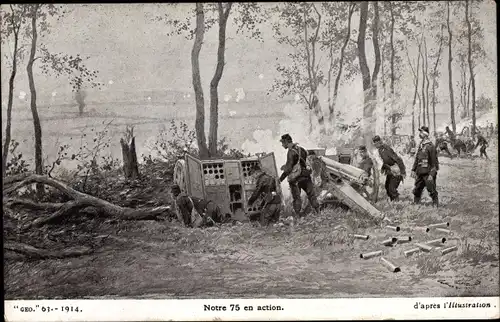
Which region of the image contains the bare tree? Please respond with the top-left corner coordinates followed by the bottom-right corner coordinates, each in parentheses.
top-left (1, 5), bottom-right (27, 179)
top-left (430, 26), bottom-right (445, 135)
top-left (208, 3), bottom-right (233, 156)
top-left (446, 1), bottom-right (456, 134)
top-left (357, 1), bottom-right (381, 144)
top-left (465, 0), bottom-right (476, 135)
top-left (405, 38), bottom-right (422, 137)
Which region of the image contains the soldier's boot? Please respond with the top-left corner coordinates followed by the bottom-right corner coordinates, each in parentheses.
top-left (432, 197), bottom-right (439, 208)
top-left (413, 196), bottom-right (421, 204)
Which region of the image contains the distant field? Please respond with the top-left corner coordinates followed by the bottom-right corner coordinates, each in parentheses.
top-left (2, 99), bottom-right (456, 170)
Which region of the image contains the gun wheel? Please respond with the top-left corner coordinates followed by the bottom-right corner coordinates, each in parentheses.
top-left (364, 166), bottom-right (380, 203)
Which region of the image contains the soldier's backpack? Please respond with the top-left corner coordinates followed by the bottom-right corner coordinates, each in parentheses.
top-left (287, 144), bottom-right (311, 183)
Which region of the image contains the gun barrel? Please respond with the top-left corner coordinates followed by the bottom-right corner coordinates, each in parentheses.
top-left (320, 156), bottom-right (367, 184)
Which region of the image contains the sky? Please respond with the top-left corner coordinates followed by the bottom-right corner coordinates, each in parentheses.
top-left (1, 2), bottom-right (497, 114)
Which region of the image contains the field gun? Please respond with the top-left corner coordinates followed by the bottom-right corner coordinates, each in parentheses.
top-left (308, 148), bottom-right (384, 220)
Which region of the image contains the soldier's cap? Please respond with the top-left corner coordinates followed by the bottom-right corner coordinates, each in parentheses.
top-left (171, 184), bottom-right (181, 193)
top-left (280, 133), bottom-right (293, 143)
top-left (372, 135), bottom-right (382, 143)
top-left (419, 126), bottom-right (430, 135)
top-left (358, 145), bottom-right (367, 151)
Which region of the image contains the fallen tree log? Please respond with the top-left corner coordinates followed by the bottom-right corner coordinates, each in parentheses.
top-left (3, 174), bottom-right (171, 229)
top-left (4, 241), bottom-right (93, 259)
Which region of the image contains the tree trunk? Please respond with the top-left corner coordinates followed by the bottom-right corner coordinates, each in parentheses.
top-left (357, 2), bottom-right (373, 144)
top-left (419, 34), bottom-right (426, 127)
top-left (4, 241), bottom-right (93, 259)
top-left (371, 1), bottom-right (381, 96)
top-left (4, 175), bottom-right (172, 229)
top-left (388, 1), bottom-right (396, 135)
top-left (424, 38), bottom-right (431, 132)
top-left (381, 50), bottom-right (387, 136)
top-left (2, 7), bottom-right (21, 179)
top-left (120, 137), bottom-right (139, 180)
top-left (27, 4), bottom-right (44, 197)
top-left (431, 26), bottom-right (444, 136)
top-left (303, 4), bottom-right (325, 135)
top-left (191, 3), bottom-right (209, 158)
top-left (446, 1), bottom-right (456, 134)
top-left (465, 0), bottom-right (476, 135)
top-left (208, 3), bottom-right (232, 156)
top-left (405, 39), bottom-right (421, 137)
top-left (330, 3), bottom-right (355, 126)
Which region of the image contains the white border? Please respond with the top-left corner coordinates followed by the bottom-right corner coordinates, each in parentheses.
top-left (4, 297), bottom-right (500, 321)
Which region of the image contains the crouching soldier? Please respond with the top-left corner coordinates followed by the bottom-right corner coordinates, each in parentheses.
top-left (436, 134), bottom-right (453, 158)
top-left (170, 184), bottom-right (225, 228)
top-left (372, 135), bottom-right (406, 201)
top-left (411, 126), bottom-right (439, 207)
top-left (247, 164), bottom-right (282, 227)
top-left (353, 145), bottom-right (374, 198)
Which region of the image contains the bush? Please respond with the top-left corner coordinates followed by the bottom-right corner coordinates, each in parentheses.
top-left (5, 140), bottom-right (30, 177)
top-left (143, 120), bottom-right (250, 173)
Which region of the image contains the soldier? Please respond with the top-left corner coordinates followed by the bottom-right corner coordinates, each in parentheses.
top-left (357, 145), bottom-right (374, 177)
top-left (436, 133), bottom-right (453, 158)
top-left (411, 126), bottom-right (439, 207)
top-left (372, 135), bottom-right (406, 201)
top-left (278, 133), bottom-right (320, 216)
top-left (474, 132), bottom-right (489, 160)
top-left (170, 185), bottom-right (225, 228)
top-left (407, 136), bottom-right (417, 156)
top-left (247, 164), bottom-right (282, 226)
top-left (445, 126), bottom-right (456, 143)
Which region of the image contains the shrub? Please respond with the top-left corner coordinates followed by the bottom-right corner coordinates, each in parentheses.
top-left (5, 140), bottom-right (30, 177)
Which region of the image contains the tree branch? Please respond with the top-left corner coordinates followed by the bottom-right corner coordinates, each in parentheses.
top-left (4, 241), bottom-right (93, 259)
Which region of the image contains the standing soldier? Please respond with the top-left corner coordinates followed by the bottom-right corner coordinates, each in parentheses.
top-left (247, 164), bottom-right (282, 226)
top-left (372, 135), bottom-right (406, 201)
top-left (170, 185), bottom-right (225, 228)
top-left (411, 126), bottom-right (439, 207)
top-left (278, 133), bottom-right (320, 216)
top-left (407, 136), bottom-right (417, 156)
top-left (474, 132), bottom-right (489, 160)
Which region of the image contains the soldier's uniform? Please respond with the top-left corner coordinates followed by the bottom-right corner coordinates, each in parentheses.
top-left (373, 136), bottom-right (406, 201)
top-left (475, 133), bottom-right (489, 159)
top-left (412, 127), bottom-right (439, 207)
top-left (279, 134), bottom-right (319, 215)
top-left (357, 145), bottom-right (374, 177)
top-left (248, 168), bottom-right (282, 226)
top-left (171, 185), bottom-right (223, 228)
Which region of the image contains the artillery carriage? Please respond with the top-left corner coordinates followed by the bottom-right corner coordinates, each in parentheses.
top-left (173, 146), bottom-right (383, 222)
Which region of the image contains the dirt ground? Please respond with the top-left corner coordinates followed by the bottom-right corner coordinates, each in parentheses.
top-left (4, 143), bottom-right (499, 299)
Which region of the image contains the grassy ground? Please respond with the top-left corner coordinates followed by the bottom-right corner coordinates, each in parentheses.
top-left (4, 143), bottom-right (499, 299)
